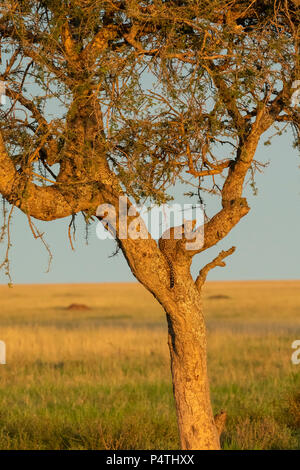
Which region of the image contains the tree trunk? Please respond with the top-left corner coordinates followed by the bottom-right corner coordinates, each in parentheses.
top-left (160, 278), bottom-right (220, 450)
top-left (118, 229), bottom-right (221, 449)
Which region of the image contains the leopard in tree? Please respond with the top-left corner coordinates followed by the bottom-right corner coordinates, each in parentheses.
top-left (158, 220), bottom-right (196, 289)
top-left (158, 237), bottom-right (176, 289)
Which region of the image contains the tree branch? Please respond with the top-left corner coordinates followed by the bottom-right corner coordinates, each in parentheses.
top-left (195, 247), bottom-right (236, 290)
top-left (0, 131), bottom-right (101, 220)
top-left (81, 25), bottom-right (118, 63)
top-left (186, 140), bottom-right (232, 177)
top-left (4, 86), bottom-right (49, 129)
top-left (61, 21), bottom-right (81, 65)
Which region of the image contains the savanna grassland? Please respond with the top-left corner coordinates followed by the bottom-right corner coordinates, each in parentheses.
top-left (0, 281), bottom-right (299, 450)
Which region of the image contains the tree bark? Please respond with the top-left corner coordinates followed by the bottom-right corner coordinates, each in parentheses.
top-left (164, 296), bottom-right (220, 449)
top-left (120, 226), bottom-right (221, 450)
top-left (148, 266), bottom-right (220, 450)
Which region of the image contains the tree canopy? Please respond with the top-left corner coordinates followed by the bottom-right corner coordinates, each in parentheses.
top-left (0, 0), bottom-right (299, 271)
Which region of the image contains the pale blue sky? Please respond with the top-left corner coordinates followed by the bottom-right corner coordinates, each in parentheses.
top-left (0, 127), bottom-right (299, 284)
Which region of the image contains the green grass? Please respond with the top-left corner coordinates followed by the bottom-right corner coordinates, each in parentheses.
top-left (0, 281), bottom-right (299, 449)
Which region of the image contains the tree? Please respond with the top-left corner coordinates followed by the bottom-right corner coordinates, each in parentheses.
top-left (0, 0), bottom-right (299, 450)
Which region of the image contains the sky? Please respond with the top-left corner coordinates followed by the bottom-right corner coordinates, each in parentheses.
top-left (0, 125), bottom-right (299, 285)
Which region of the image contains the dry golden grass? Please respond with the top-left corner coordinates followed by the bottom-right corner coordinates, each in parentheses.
top-left (0, 281), bottom-right (299, 449)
